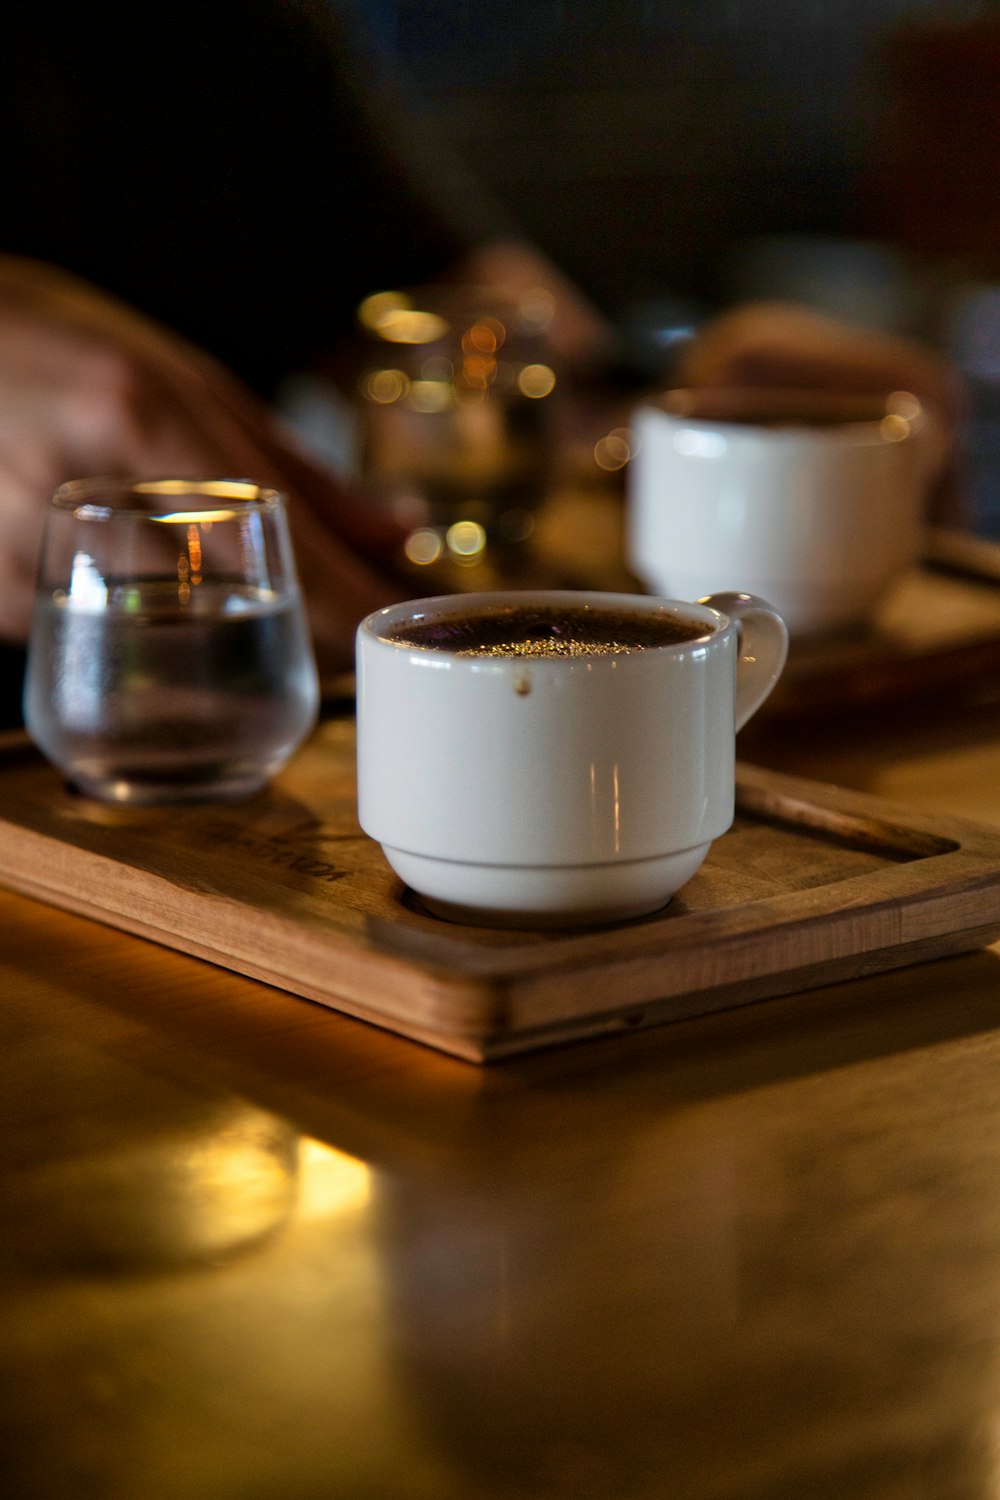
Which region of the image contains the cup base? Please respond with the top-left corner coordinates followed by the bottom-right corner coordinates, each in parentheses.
top-left (382, 844), bottom-right (711, 929)
top-left (67, 770), bottom-right (269, 806)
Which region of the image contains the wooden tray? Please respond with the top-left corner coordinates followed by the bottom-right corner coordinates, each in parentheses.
top-left (1, 720), bottom-right (1000, 1062)
top-left (766, 528), bottom-right (1000, 718)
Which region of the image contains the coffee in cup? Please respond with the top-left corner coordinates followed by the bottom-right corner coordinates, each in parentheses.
top-left (383, 600), bottom-right (706, 656)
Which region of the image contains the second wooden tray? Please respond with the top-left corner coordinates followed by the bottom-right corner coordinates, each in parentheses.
top-left (727, 528), bottom-right (1000, 718)
top-left (0, 720), bottom-right (999, 1061)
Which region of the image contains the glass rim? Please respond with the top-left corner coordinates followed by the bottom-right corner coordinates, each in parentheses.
top-left (50, 477), bottom-right (284, 519)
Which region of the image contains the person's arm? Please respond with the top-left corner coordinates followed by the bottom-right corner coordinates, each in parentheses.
top-left (0, 256), bottom-right (404, 669)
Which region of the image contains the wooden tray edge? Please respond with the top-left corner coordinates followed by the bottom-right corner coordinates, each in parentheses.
top-left (3, 797), bottom-right (1000, 1063)
top-left (4, 746), bottom-right (1000, 1063)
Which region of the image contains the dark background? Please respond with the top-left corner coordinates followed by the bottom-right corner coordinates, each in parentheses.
top-left (341, 0), bottom-right (965, 325)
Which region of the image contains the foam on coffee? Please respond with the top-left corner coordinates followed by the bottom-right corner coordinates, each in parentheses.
top-left (385, 603), bottom-right (707, 657)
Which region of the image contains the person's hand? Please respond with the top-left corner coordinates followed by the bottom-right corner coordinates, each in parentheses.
top-left (674, 300), bottom-right (966, 522)
top-left (0, 255), bottom-right (405, 669)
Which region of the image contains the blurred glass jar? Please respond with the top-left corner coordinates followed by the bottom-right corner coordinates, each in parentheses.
top-left (355, 286), bottom-right (559, 570)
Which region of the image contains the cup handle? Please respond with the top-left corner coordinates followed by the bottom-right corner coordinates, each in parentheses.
top-left (700, 592), bottom-right (789, 731)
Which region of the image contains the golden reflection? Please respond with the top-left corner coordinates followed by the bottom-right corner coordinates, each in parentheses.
top-left (462, 317), bottom-right (506, 354)
top-left (357, 288), bottom-right (410, 329)
top-left (187, 523), bottom-right (203, 585)
top-left (446, 519), bottom-right (487, 559)
top-left (880, 414), bottom-right (911, 443)
top-left (136, 479), bottom-right (269, 502)
top-left (517, 363), bottom-right (556, 399)
top-left (9, 1103), bottom-right (301, 1271)
top-left (404, 528), bottom-right (444, 566)
top-left (409, 379), bottom-right (454, 413)
top-left (150, 509), bottom-right (244, 524)
top-left (186, 1126), bottom-right (296, 1240)
top-left (296, 1138), bottom-right (371, 1221)
top-left (373, 308), bottom-right (450, 345)
top-left (460, 354), bottom-right (497, 389)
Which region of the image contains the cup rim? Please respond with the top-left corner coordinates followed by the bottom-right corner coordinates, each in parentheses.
top-left (647, 385), bottom-right (922, 439)
top-left (50, 477), bottom-right (284, 519)
top-left (360, 589), bottom-right (725, 656)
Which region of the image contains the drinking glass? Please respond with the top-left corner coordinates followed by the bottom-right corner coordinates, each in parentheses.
top-left (24, 478), bottom-right (320, 803)
top-left (356, 285), bottom-right (558, 571)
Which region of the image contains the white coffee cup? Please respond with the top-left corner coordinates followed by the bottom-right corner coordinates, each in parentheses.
top-left (626, 387), bottom-right (939, 637)
top-left (356, 589), bottom-right (787, 927)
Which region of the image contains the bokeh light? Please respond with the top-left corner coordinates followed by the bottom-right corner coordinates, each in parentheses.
top-left (446, 520), bottom-right (487, 559)
top-left (880, 413), bottom-right (910, 443)
top-left (403, 528), bottom-right (444, 566)
top-left (410, 379), bottom-right (454, 413)
top-left (518, 287), bottom-right (557, 330)
top-left (357, 289), bottom-right (410, 330)
top-left (517, 363), bottom-right (557, 399)
top-left (362, 368), bottom-right (410, 404)
top-left (373, 308), bottom-right (450, 345)
top-left (594, 429), bottom-right (632, 471)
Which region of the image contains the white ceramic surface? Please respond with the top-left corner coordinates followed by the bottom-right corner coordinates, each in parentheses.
top-left (626, 390), bottom-right (936, 636)
top-left (356, 590), bottom-right (787, 927)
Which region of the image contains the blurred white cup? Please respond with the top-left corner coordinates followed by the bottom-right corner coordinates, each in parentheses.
top-left (626, 386), bottom-right (939, 637)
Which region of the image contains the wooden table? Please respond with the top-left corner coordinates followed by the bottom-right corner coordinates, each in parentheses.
top-left (4, 668), bottom-right (1000, 1497)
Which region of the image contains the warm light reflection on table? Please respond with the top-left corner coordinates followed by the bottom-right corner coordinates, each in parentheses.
top-left (11, 484), bottom-right (1000, 1493)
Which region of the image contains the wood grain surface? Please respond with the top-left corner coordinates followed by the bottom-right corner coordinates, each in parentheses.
top-left (1, 719), bottom-right (999, 1060)
top-left (10, 518), bottom-right (1000, 1497)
